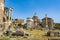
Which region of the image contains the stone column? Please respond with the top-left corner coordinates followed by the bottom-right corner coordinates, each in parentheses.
top-left (8, 8), bottom-right (13, 21)
top-left (3, 7), bottom-right (8, 31)
top-left (8, 8), bottom-right (13, 30)
top-left (45, 14), bottom-right (48, 28)
top-left (51, 20), bottom-right (54, 29)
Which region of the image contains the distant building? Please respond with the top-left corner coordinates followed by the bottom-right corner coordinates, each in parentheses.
top-left (13, 19), bottom-right (24, 29)
top-left (26, 13), bottom-right (41, 30)
top-left (26, 17), bottom-right (34, 29)
top-left (42, 14), bottom-right (54, 29)
top-left (14, 19), bottom-right (24, 26)
top-left (32, 13), bottom-right (41, 29)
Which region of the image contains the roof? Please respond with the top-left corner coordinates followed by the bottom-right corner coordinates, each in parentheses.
top-left (42, 17), bottom-right (52, 20)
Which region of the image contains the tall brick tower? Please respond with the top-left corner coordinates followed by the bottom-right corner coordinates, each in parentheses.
top-left (0, 0), bottom-right (4, 24)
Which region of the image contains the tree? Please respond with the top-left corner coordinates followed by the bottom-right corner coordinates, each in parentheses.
top-left (54, 23), bottom-right (60, 29)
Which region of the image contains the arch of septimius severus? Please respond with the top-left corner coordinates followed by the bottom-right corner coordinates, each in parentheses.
top-left (0, 0), bottom-right (13, 31)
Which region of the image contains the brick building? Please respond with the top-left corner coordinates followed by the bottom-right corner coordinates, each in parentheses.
top-left (42, 14), bottom-right (54, 29)
top-left (32, 13), bottom-right (40, 29)
top-left (0, 0), bottom-right (7, 31)
top-left (0, 0), bottom-right (6, 24)
top-left (0, 0), bottom-right (13, 31)
top-left (15, 19), bottom-right (24, 25)
top-left (13, 19), bottom-right (24, 28)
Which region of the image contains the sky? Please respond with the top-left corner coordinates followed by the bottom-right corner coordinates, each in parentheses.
top-left (5, 0), bottom-right (60, 23)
